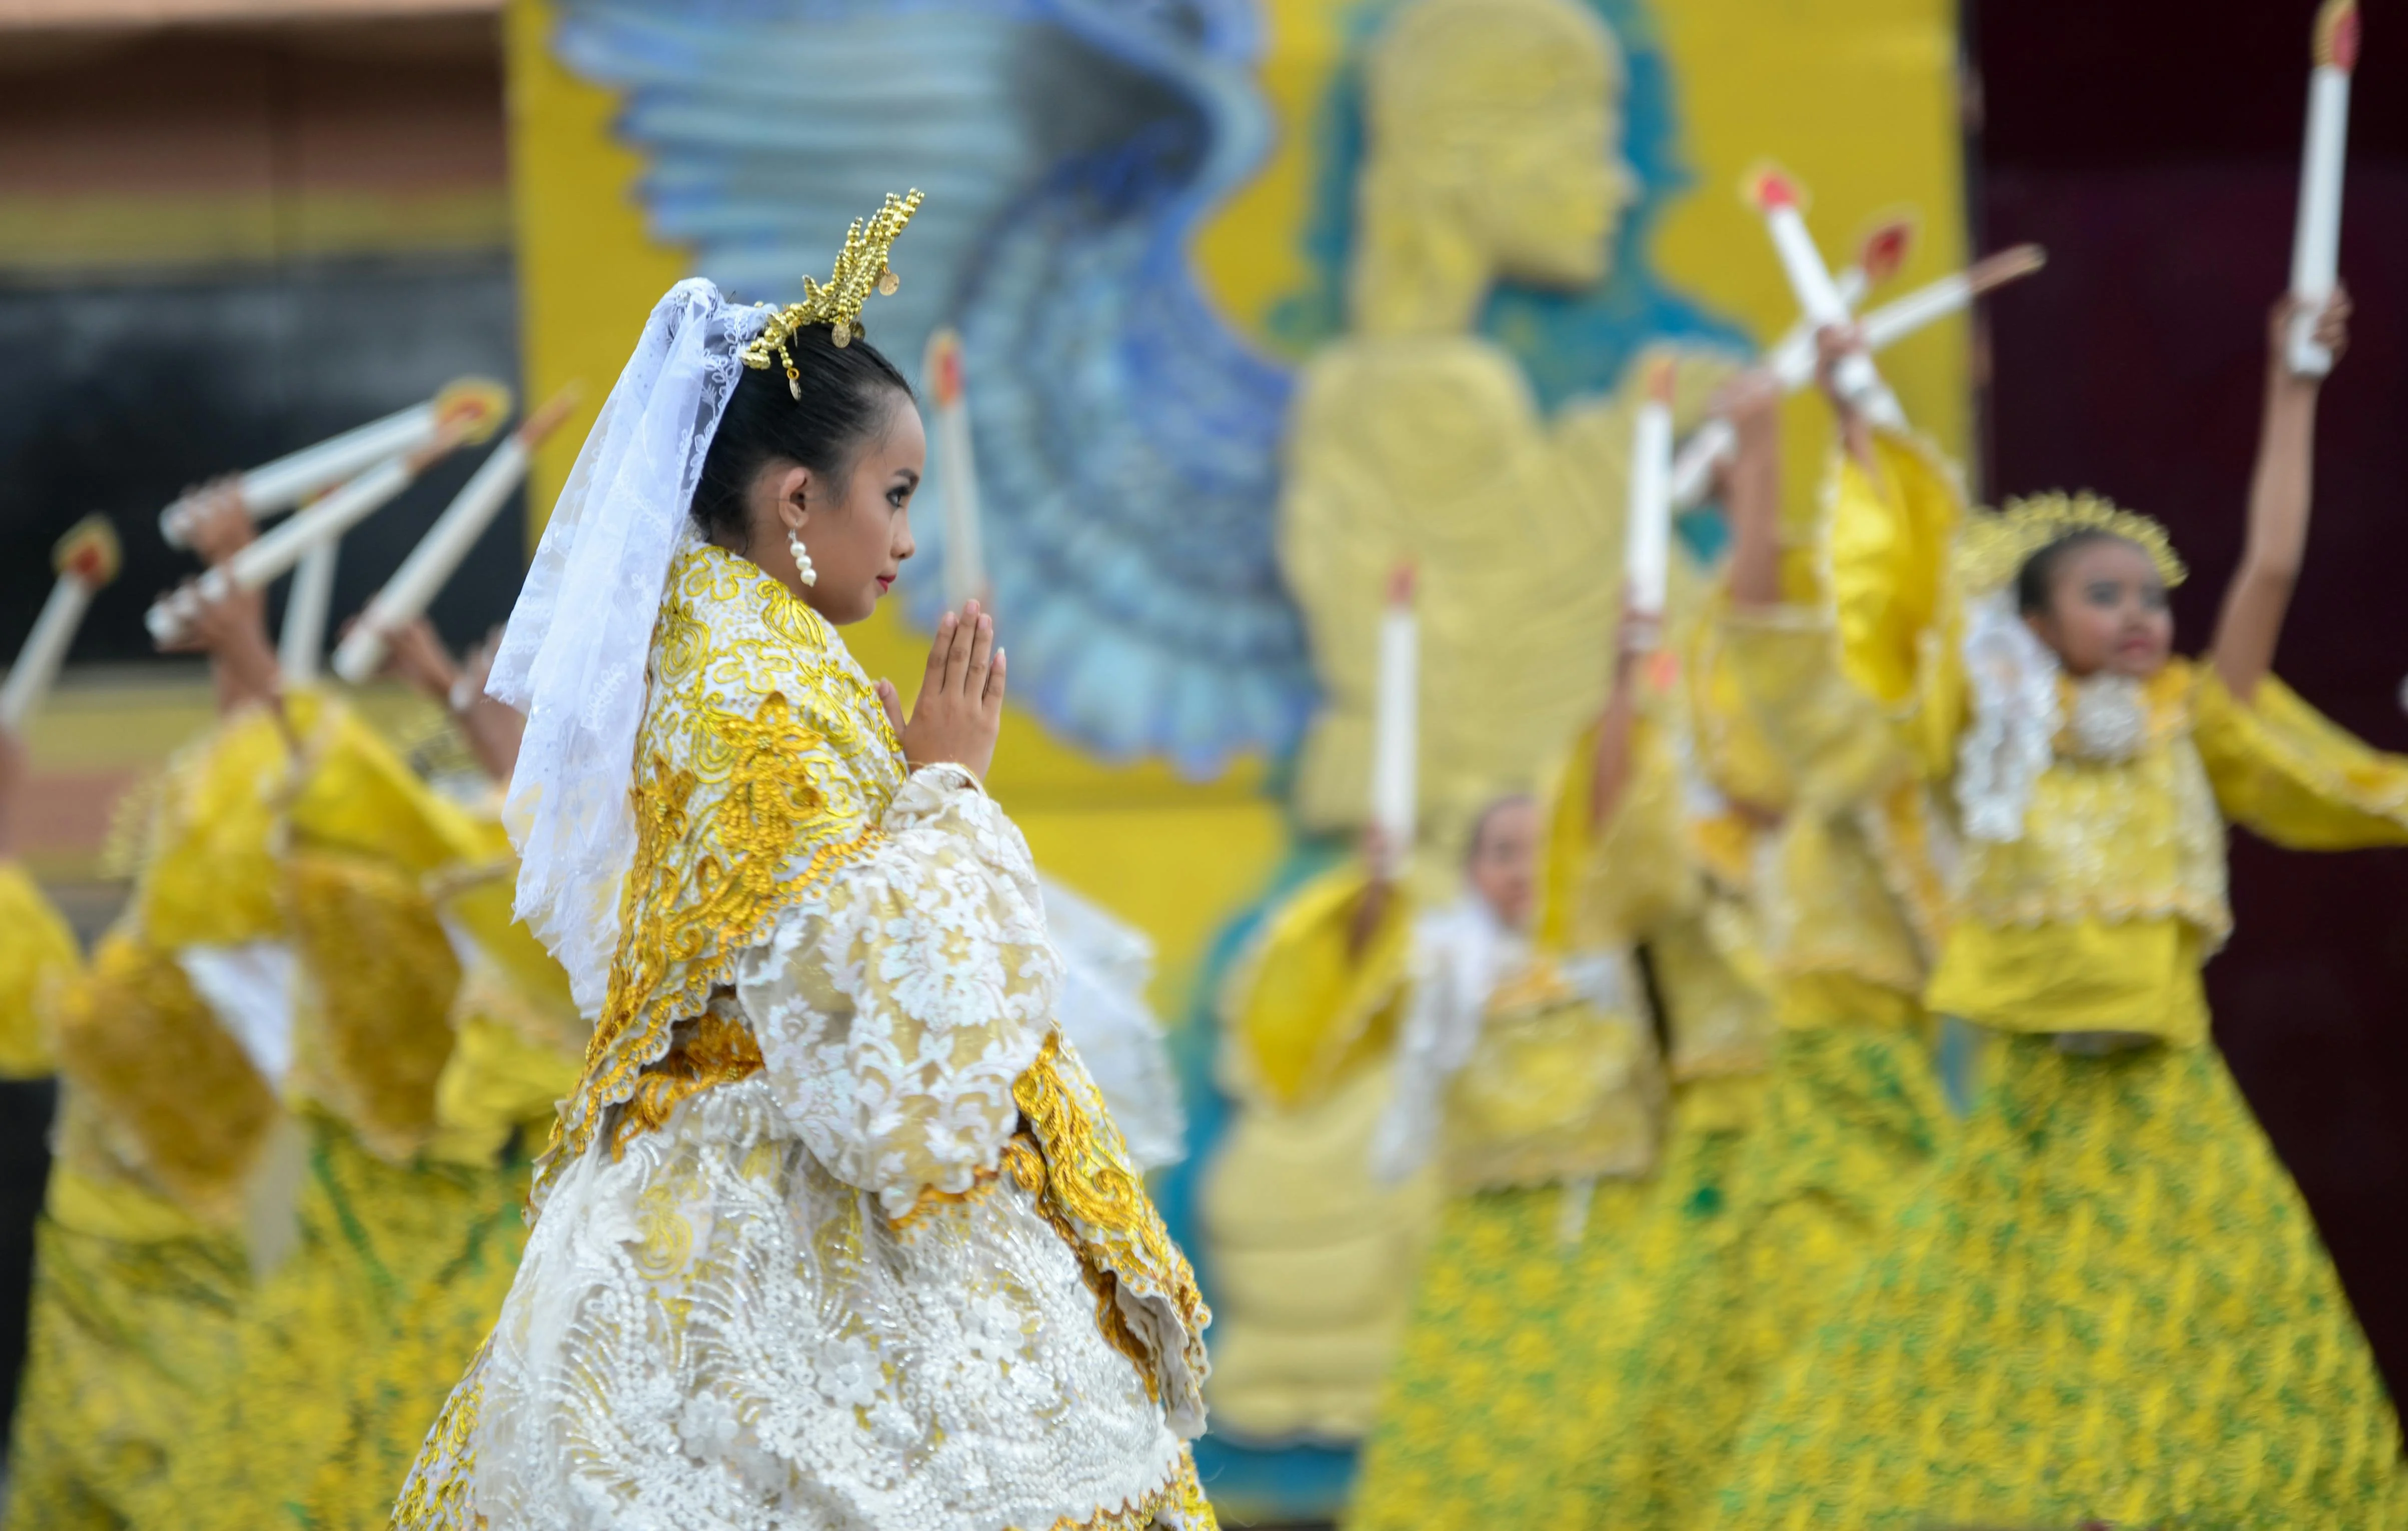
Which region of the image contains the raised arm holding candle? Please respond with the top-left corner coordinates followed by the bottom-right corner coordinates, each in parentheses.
top-left (924, 327), bottom-right (989, 609)
top-left (1623, 359), bottom-right (1676, 647)
top-left (147, 416), bottom-right (478, 649)
top-left (330, 385), bottom-right (583, 686)
top-left (158, 378), bottom-right (511, 549)
top-left (0, 516), bottom-right (122, 734)
top-left (2286, 0), bottom-right (2358, 378)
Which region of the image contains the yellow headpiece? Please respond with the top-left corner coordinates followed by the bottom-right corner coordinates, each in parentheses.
top-left (740, 189), bottom-right (924, 397)
top-left (1957, 490), bottom-right (2185, 597)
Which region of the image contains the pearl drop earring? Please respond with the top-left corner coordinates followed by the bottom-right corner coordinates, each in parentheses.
top-left (788, 526), bottom-right (817, 587)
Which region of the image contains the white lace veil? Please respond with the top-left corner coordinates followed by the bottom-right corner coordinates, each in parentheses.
top-left (487, 279), bottom-right (769, 1013)
top-left (1955, 587), bottom-right (2061, 843)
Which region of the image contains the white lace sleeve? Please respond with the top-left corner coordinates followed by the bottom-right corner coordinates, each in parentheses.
top-left (735, 765), bottom-right (1063, 1218)
top-left (1368, 905), bottom-right (1496, 1185)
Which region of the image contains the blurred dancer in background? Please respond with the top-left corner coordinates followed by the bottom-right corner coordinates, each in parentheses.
top-left (1705, 293), bottom-right (2408, 1529)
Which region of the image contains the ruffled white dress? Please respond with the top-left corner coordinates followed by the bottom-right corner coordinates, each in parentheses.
top-left (396, 543), bottom-right (1211, 1531)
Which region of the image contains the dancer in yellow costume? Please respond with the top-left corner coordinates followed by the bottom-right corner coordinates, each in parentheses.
top-left (6, 505), bottom-right (291, 1531)
top-left (0, 730), bottom-right (79, 1081)
top-left (1563, 360), bottom-right (1961, 1530)
top-left (1211, 0), bottom-right (1735, 1442)
top-left (1340, 608), bottom-right (1773, 1531)
top-left (1705, 293), bottom-right (2408, 1529)
top-left (155, 614), bottom-right (585, 1531)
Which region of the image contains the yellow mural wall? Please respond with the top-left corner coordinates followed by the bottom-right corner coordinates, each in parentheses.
top-left (501, 0), bottom-right (1966, 1017)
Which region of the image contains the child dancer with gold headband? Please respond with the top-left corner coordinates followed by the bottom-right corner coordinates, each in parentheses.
top-left (1703, 292), bottom-right (2408, 1528)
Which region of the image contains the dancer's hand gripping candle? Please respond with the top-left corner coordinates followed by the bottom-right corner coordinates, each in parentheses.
top-left (0, 515), bottom-right (122, 734)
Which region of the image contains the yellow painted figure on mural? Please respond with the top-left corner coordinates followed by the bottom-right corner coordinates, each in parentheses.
top-left (1205, 0), bottom-right (1739, 1444)
top-left (1704, 295), bottom-right (2408, 1529)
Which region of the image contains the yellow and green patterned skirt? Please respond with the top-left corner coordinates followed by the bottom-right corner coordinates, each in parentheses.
top-left (1346, 1175), bottom-right (1653, 1531)
top-left (1702, 1035), bottom-right (2408, 1531)
top-left (139, 1113), bottom-right (531, 1531)
top-left (1572, 1022), bottom-right (1951, 1531)
top-left (4, 1209), bottom-right (250, 1530)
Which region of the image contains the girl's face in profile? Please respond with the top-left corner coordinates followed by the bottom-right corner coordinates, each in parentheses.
top-left (2026, 537), bottom-right (2173, 680)
top-left (749, 394), bottom-right (925, 625)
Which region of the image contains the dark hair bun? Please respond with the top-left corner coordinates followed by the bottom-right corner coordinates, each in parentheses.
top-left (691, 321), bottom-right (914, 545)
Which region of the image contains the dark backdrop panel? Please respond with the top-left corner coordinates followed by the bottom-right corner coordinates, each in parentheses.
top-left (0, 253), bottom-right (525, 666)
top-left (1977, 0), bottom-right (2408, 1396)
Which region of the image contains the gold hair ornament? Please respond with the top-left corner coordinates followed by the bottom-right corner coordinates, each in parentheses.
top-left (1957, 490), bottom-right (2186, 596)
top-left (740, 189), bottom-right (923, 397)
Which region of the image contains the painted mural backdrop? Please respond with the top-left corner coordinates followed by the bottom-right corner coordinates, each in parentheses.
top-left (505, 0), bottom-right (1965, 1513)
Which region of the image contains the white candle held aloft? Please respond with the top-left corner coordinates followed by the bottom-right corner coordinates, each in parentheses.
top-left (1369, 565), bottom-right (1419, 877)
top-left (158, 377), bottom-right (511, 548)
top-left (279, 539), bottom-right (339, 685)
top-left (1, 517), bottom-right (121, 732)
top-left (2287, 0), bottom-right (2358, 378)
top-left (1669, 245), bottom-right (2046, 509)
top-left (1624, 360), bottom-right (1675, 643)
top-left (331, 386), bottom-right (582, 686)
top-left (1750, 169), bottom-right (1899, 423)
top-left (148, 420), bottom-right (474, 648)
top-left (924, 328), bottom-right (989, 609)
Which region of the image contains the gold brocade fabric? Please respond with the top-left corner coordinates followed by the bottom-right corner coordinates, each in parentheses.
top-left (1015, 1031), bottom-right (1214, 1417)
top-left (0, 859), bottom-right (79, 1077)
top-left (51, 929), bottom-right (280, 1229)
top-left (543, 541), bottom-right (904, 1201)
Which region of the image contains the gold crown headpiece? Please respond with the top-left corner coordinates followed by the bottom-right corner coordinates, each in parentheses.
top-left (740, 189), bottom-right (923, 398)
top-left (1957, 490), bottom-right (2185, 596)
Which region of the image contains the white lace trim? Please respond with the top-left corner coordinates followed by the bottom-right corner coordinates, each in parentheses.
top-left (736, 769), bottom-right (1062, 1220)
top-left (488, 280), bottom-right (769, 1014)
top-left (1956, 589), bottom-right (2060, 843)
top-left (460, 1077), bottom-right (1186, 1531)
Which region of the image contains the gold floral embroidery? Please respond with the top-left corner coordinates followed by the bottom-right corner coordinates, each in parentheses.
top-left (1013, 1033), bottom-right (1212, 1408)
top-left (537, 544), bottom-right (904, 1204)
top-left (614, 999), bottom-right (767, 1154)
top-left (389, 1346), bottom-right (486, 1530)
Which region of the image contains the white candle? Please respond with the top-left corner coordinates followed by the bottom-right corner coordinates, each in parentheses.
top-left (2287, 0), bottom-right (2358, 378)
top-left (1624, 360), bottom-right (1675, 639)
top-left (1, 516), bottom-right (121, 732)
top-left (1859, 244), bottom-right (2047, 353)
top-left (924, 328), bottom-right (988, 609)
top-left (159, 377), bottom-right (511, 548)
top-left (330, 386), bottom-right (581, 686)
top-left (279, 539), bottom-right (339, 685)
top-left (148, 422), bottom-right (470, 648)
top-left (1751, 168), bottom-right (1890, 414)
top-left (1669, 245), bottom-right (2047, 509)
top-left (1369, 565), bottom-right (1418, 875)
